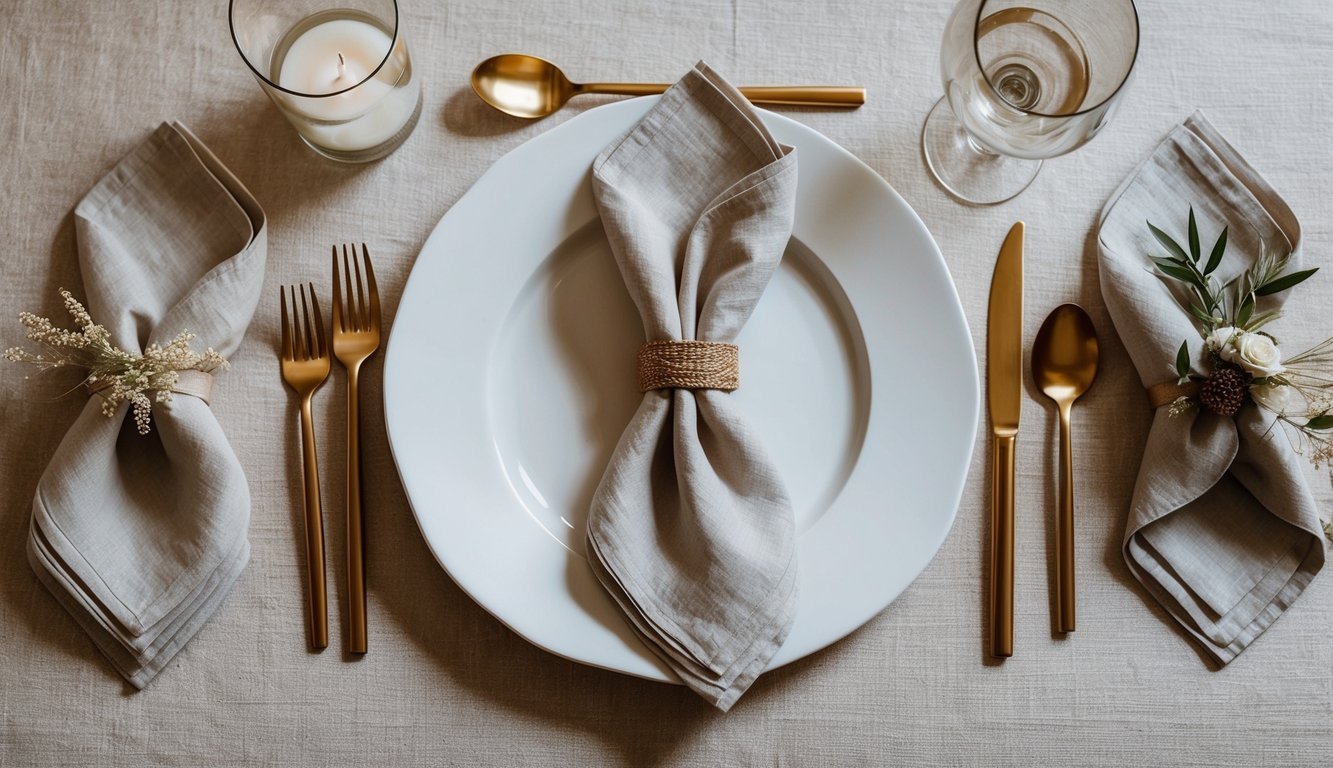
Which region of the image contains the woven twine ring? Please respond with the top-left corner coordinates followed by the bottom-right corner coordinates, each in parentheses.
top-left (637, 340), bottom-right (740, 392)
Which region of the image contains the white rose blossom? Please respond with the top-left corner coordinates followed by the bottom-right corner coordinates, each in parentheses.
top-left (1234, 332), bottom-right (1285, 378)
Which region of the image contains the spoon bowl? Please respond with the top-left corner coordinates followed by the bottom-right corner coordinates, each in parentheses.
top-left (1032, 304), bottom-right (1100, 402)
top-left (471, 54), bottom-right (577, 119)
top-left (1031, 303), bottom-right (1100, 634)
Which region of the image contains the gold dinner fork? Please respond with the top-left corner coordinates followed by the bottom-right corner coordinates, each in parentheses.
top-left (279, 283), bottom-right (331, 651)
top-left (331, 243), bottom-right (381, 654)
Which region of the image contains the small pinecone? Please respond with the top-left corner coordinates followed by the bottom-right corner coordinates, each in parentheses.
top-left (1200, 364), bottom-right (1252, 417)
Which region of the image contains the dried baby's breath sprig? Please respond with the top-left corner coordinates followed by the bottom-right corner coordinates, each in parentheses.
top-left (5, 289), bottom-right (228, 435)
top-left (1167, 395), bottom-right (1196, 418)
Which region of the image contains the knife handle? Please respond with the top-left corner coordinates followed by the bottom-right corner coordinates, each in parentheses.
top-left (990, 432), bottom-right (1016, 658)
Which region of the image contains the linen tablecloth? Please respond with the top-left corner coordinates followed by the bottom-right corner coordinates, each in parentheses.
top-left (1, 1), bottom-right (1329, 765)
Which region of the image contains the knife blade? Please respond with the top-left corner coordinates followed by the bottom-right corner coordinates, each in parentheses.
top-left (987, 221), bottom-right (1024, 659)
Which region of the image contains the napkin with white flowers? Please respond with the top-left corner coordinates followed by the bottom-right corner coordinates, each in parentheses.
top-left (27, 122), bottom-right (265, 687)
top-left (586, 62), bottom-right (799, 710)
top-left (1097, 112), bottom-right (1326, 663)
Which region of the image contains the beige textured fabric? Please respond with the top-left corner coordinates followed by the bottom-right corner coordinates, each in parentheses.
top-left (587, 63), bottom-right (798, 710)
top-left (27, 122), bottom-right (266, 689)
top-left (2, 1), bottom-right (1332, 765)
top-left (1097, 113), bottom-right (1326, 665)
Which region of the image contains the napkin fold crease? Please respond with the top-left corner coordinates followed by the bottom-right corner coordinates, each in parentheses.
top-left (1098, 111), bottom-right (1326, 664)
top-left (26, 121), bottom-right (266, 687)
top-left (586, 63), bottom-right (799, 710)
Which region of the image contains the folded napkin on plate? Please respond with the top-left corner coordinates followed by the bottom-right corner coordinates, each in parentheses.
top-left (586, 63), bottom-right (798, 710)
top-left (27, 122), bottom-right (266, 687)
top-left (1098, 111), bottom-right (1326, 664)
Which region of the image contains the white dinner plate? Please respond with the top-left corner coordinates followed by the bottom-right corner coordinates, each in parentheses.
top-left (384, 98), bottom-right (979, 682)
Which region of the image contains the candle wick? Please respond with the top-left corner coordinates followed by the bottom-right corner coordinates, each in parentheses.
top-left (336, 52), bottom-right (346, 80)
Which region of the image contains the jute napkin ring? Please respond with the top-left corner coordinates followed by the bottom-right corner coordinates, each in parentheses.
top-left (637, 339), bottom-right (739, 392)
top-left (83, 369), bottom-right (215, 406)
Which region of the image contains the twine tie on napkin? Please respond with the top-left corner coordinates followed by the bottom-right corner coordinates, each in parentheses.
top-left (637, 339), bottom-right (740, 392)
top-left (1098, 111), bottom-right (1325, 665)
top-left (27, 122), bottom-right (266, 688)
top-left (586, 62), bottom-right (799, 711)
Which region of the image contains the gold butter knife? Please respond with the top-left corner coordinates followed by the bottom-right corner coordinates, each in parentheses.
top-left (987, 222), bottom-right (1024, 658)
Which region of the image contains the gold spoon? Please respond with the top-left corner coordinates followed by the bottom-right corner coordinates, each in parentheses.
top-left (1031, 303), bottom-right (1099, 634)
top-left (470, 54), bottom-right (866, 119)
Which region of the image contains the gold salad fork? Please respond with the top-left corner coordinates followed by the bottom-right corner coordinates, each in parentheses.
top-left (331, 244), bottom-right (381, 654)
top-left (279, 284), bottom-right (331, 651)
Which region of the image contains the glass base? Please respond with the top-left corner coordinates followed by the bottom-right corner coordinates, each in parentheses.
top-left (300, 87), bottom-right (424, 164)
top-left (921, 97), bottom-right (1041, 205)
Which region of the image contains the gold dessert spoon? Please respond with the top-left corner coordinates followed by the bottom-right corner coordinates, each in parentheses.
top-left (1031, 303), bottom-right (1099, 634)
top-left (470, 54), bottom-right (865, 119)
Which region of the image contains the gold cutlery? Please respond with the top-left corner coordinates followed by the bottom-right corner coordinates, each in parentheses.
top-left (331, 244), bottom-right (381, 655)
top-left (986, 222), bottom-right (1024, 658)
top-left (1031, 303), bottom-right (1099, 634)
top-left (471, 54), bottom-right (866, 119)
top-left (279, 283), bottom-right (331, 651)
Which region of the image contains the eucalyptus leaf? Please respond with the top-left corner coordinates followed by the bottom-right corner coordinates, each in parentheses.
top-left (1237, 294), bottom-right (1255, 328)
top-left (1245, 309), bottom-right (1283, 332)
top-left (1151, 256), bottom-right (1189, 270)
top-left (1155, 261), bottom-right (1206, 290)
top-left (1148, 221), bottom-right (1191, 263)
top-left (1187, 302), bottom-right (1216, 327)
top-left (1220, 275), bottom-right (1240, 308)
top-left (1304, 414), bottom-right (1333, 431)
top-left (1202, 276), bottom-right (1221, 311)
top-left (1255, 267), bottom-right (1319, 296)
top-left (1205, 227), bottom-right (1228, 275)
top-left (1188, 207), bottom-right (1201, 262)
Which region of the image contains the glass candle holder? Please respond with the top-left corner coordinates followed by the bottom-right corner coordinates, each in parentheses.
top-left (229, 0), bottom-right (423, 163)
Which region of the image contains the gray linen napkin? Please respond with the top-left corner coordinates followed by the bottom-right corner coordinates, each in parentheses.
top-left (26, 122), bottom-right (266, 687)
top-left (1098, 112), bottom-right (1326, 663)
top-left (586, 63), bottom-right (799, 711)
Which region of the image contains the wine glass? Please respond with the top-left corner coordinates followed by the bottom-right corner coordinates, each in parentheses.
top-left (922, 0), bottom-right (1140, 205)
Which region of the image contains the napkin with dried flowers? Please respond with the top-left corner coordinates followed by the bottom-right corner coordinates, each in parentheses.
top-left (12, 122), bottom-right (265, 687)
top-left (1098, 112), bottom-right (1328, 663)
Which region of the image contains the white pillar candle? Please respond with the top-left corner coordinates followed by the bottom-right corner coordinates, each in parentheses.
top-left (274, 17), bottom-right (420, 153)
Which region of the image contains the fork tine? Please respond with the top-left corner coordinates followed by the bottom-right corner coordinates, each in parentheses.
top-left (362, 243), bottom-right (380, 329)
top-left (331, 246), bottom-right (343, 334)
top-left (280, 286), bottom-right (292, 360)
top-left (299, 284), bottom-right (313, 361)
top-left (291, 285), bottom-right (306, 361)
top-left (352, 243), bottom-right (367, 330)
top-left (310, 282), bottom-right (327, 358)
top-left (342, 244), bottom-right (357, 332)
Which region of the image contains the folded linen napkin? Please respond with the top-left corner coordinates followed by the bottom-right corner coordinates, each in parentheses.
top-left (1098, 112), bottom-right (1326, 663)
top-left (26, 122), bottom-right (266, 687)
top-left (586, 63), bottom-right (799, 710)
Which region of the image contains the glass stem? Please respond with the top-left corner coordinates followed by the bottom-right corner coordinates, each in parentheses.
top-left (965, 133), bottom-right (999, 156)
